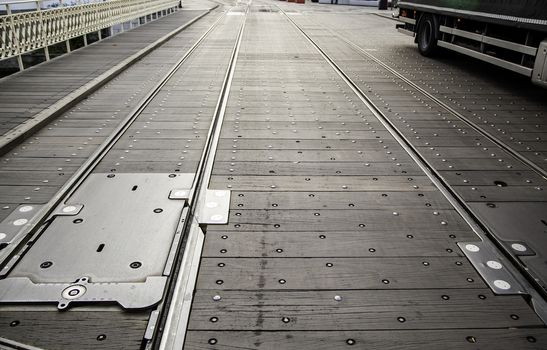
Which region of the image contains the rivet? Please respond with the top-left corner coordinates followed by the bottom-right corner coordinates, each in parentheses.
top-left (216, 280), bottom-right (223, 285)
top-left (213, 295), bottom-right (221, 301)
top-left (282, 317), bottom-right (290, 323)
top-left (382, 279), bottom-right (390, 284)
top-left (279, 279), bottom-right (286, 284)
top-left (346, 339), bottom-right (356, 345)
top-left (441, 295), bottom-right (450, 300)
top-left (326, 263), bottom-right (333, 267)
top-left (397, 317), bottom-right (406, 323)
top-left (334, 295), bottom-right (342, 301)
top-left (210, 317), bottom-right (218, 323)
top-left (208, 338), bottom-right (217, 345)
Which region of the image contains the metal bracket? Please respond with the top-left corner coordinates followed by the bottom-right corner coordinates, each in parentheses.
top-left (196, 189), bottom-right (231, 225)
top-left (0, 276), bottom-right (167, 310)
top-left (459, 241), bottom-right (526, 295)
top-left (52, 204), bottom-right (84, 217)
top-left (0, 205), bottom-right (43, 247)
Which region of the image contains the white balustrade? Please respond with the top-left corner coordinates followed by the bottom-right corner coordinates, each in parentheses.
top-left (0, 0), bottom-right (179, 69)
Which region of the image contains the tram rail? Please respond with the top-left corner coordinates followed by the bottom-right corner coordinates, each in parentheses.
top-left (276, 3), bottom-right (547, 322)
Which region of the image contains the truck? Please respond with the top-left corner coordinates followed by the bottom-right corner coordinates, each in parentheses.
top-left (394, 0), bottom-right (547, 87)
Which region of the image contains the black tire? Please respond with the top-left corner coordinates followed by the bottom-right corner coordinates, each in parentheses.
top-left (417, 14), bottom-right (438, 56)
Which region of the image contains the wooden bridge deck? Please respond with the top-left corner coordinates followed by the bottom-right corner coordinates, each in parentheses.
top-left (0, 0), bottom-right (546, 349)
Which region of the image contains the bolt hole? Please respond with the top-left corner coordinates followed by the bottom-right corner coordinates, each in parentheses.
top-left (40, 261), bottom-right (53, 269)
top-left (96, 244), bottom-right (105, 252)
top-left (527, 336), bottom-right (536, 343)
top-left (466, 336), bottom-right (477, 343)
top-left (494, 180), bottom-right (507, 187)
top-left (9, 320), bottom-right (20, 327)
top-left (73, 218), bottom-right (83, 224)
top-left (131, 185), bottom-right (138, 191)
top-left (129, 261), bottom-right (142, 269)
top-left (153, 208), bottom-right (163, 213)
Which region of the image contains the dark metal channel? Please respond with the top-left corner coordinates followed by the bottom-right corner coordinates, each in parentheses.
top-left (151, 5), bottom-right (250, 348)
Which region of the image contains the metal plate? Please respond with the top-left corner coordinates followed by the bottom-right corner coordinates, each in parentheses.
top-left (458, 241), bottom-right (525, 295)
top-left (0, 204), bottom-right (43, 247)
top-left (9, 173), bottom-right (193, 283)
top-left (468, 202), bottom-right (547, 290)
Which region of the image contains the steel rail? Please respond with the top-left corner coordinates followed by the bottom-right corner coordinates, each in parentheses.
top-left (0, 7), bottom-right (227, 273)
top-left (156, 3), bottom-right (250, 348)
top-left (317, 22), bottom-right (547, 180)
top-left (277, 5), bottom-right (547, 323)
top-left (0, 7), bottom-right (216, 156)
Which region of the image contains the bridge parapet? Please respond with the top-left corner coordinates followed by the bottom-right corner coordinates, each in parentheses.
top-left (0, 0), bottom-right (179, 71)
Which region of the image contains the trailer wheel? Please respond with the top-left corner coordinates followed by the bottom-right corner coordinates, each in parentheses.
top-left (417, 14), bottom-right (438, 56)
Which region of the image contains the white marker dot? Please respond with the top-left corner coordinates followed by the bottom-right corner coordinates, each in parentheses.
top-left (494, 280), bottom-right (511, 290)
top-left (465, 244), bottom-right (480, 252)
top-left (19, 206), bottom-right (33, 213)
top-left (62, 206), bottom-right (77, 213)
top-left (511, 243), bottom-right (527, 252)
top-left (486, 261), bottom-right (503, 270)
top-left (13, 219), bottom-right (28, 226)
top-left (210, 214), bottom-right (223, 222)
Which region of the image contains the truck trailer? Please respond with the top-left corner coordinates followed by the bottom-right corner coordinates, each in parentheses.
top-left (395, 0), bottom-right (547, 87)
